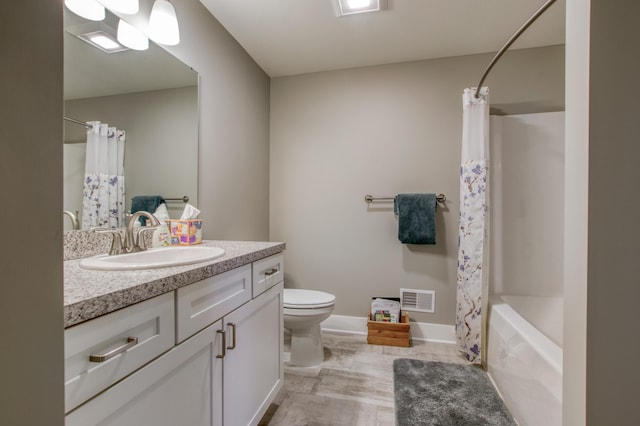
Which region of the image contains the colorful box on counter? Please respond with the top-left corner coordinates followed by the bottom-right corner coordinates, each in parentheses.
top-left (166, 219), bottom-right (202, 245)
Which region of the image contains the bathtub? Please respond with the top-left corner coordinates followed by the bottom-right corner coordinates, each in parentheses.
top-left (487, 296), bottom-right (563, 426)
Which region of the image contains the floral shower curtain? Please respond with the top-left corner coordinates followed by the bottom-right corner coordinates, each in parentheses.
top-left (456, 87), bottom-right (490, 364)
top-left (81, 122), bottom-right (126, 229)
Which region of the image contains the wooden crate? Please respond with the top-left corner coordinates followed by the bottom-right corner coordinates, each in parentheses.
top-left (367, 312), bottom-right (411, 347)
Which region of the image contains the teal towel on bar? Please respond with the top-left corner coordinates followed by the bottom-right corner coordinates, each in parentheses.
top-left (393, 193), bottom-right (437, 245)
top-left (131, 195), bottom-right (164, 225)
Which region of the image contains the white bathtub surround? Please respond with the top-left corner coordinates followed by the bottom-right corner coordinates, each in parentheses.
top-left (487, 110), bottom-right (565, 425)
top-left (489, 112), bottom-right (565, 298)
top-left (488, 302), bottom-right (562, 425)
top-left (456, 87), bottom-right (491, 364)
top-left (501, 295), bottom-right (563, 347)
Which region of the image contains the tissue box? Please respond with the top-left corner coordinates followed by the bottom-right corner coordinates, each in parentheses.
top-left (166, 220), bottom-right (202, 245)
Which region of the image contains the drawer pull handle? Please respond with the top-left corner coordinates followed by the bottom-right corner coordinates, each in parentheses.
top-left (265, 268), bottom-right (278, 276)
top-left (216, 329), bottom-right (226, 359)
top-left (227, 323), bottom-right (237, 350)
top-left (89, 337), bottom-right (138, 363)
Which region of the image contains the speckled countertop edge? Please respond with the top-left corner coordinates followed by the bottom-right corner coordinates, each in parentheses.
top-left (64, 240), bottom-right (285, 328)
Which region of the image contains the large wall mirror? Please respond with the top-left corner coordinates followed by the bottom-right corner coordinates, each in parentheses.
top-left (63, 6), bottom-right (198, 231)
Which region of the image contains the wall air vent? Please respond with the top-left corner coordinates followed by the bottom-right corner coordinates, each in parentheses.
top-left (400, 288), bottom-right (435, 313)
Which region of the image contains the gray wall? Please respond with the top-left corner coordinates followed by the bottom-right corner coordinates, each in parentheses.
top-left (64, 86), bottom-right (199, 223)
top-left (564, 1), bottom-right (640, 423)
top-left (1, 0), bottom-right (269, 423)
top-left (270, 45), bottom-right (564, 324)
top-left (164, 0), bottom-right (270, 241)
top-left (586, 1), bottom-right (640, 423)
top-left (0, 1), bottom-right (64, 425)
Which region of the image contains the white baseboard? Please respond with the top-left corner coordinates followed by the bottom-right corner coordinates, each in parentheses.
top-left (321, 314), bottom-right (456, 344)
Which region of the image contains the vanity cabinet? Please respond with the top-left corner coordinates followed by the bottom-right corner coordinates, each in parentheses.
top-left (64, 253), bottom-right (284, 426)
top-left (66, 322), bottom-right (224, 426)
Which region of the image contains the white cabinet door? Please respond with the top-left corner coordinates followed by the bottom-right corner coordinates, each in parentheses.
top-left (223, 282), bottom-right (283, 426)
top-left (66, 321), bottom-right (224, 426)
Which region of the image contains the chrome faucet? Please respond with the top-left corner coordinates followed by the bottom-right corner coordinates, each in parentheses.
top-left (63, 210), bottom-right (80, 230)
top-left (95, 211), bottom-right (160, 255)
top-left (124, 211), bottom-right (161, 253)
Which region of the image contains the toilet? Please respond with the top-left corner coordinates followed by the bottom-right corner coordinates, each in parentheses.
top-left (283, 288), bottom-right (336, 367)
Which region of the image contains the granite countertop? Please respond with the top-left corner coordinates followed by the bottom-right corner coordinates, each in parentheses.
top-left (64, 240), bottom-right (285, 328)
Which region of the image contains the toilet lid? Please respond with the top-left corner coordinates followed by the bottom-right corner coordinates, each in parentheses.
top-left (284, 289), bottom-right (336, 309)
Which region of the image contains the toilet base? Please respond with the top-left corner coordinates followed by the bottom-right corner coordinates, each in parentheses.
top-left (288, 325), bottom-right (325, 367)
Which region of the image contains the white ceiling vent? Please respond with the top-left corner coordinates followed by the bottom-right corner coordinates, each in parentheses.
top-left (400, 288), bottom-right (435, 313)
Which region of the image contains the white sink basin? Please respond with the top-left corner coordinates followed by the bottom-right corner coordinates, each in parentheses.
top-left (79, 246), bottom-right (226, 271)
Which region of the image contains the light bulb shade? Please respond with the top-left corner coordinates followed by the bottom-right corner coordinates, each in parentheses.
top-left (117, 19), bottom-right (148, 51)
top-left (148, 0), bottom-right (180, 46)
top-left (65, 0), bottom-right (105, 21)
top-left (100, 0), bottom-right (139, 15)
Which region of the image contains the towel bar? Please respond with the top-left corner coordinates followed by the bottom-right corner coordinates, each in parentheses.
top-left (364, 194), bottom-right (446, 204)
top-left (164, 196), bottom-right (190, 203)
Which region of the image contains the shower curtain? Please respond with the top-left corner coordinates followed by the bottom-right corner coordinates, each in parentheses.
top-left (456, 87), bottom-right (490, 364)
top-left (81, 122), bottom-right (126, 229)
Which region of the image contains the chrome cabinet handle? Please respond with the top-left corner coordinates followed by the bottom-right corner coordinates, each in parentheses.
top-left (227, 323), bottom-right (237, 350)
top-left (264, 268), bottom-right (278, 276)
top-left (216, 329), bottom-right (226, 359)
top-left (89, 337), bottom-right (138, 363)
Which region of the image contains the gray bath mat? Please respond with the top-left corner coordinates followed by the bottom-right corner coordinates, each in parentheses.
top-left (393, 359), bottom-right (516, 426)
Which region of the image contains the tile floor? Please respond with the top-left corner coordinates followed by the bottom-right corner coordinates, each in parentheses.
top-left (260, 332), bottom-right (467, 426)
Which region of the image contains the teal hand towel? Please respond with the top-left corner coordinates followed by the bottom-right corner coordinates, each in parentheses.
top-left (131, 195), bottom-right (165, 225)
top-left (393, 193), bottom-right (437, 245)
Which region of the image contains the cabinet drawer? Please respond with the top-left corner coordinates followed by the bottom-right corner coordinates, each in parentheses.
top-left (252, 253), bottom-right (284, 297)
top-left (64, 292), bottom-right (175, 413)
top-left (176, 264), bottom-right (252, 343)
top-left (66, 322), bottom-right (222, 426)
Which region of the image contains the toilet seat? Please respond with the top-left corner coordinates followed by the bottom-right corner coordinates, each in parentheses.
top-left (284, 289), bottom-right (335, 309)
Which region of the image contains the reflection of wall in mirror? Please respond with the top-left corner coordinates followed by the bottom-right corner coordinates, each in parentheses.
top-left (63, 85), bottom-right (198, 230)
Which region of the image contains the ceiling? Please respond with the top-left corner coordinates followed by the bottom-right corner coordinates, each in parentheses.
top-left (200, 0), bottom-right (565, 77)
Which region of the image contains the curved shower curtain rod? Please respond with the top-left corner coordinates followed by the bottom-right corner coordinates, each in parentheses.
top-left (64, 116), bottom-right (92, 128)
top-left (474, 0), bottom-right (558, 98)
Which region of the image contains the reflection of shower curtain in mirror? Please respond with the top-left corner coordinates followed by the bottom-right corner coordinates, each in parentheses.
top-left (82, 122), bottom-right (125, 229)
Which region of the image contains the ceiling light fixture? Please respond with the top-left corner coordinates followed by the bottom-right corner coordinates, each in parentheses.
top-left (336, 0), bottom-right (387, 16)
top-left (148, 0), bottom-right (180, 46)
top-left (99, 0), bottom-right (140, 15)
top-left (90, 34), bottom-right (120, 50)
top-left (76, 30), bottom-right (129, 53)
top-left (348, 0), bottom-right (371, 8)
top-left (117, 19), bottom-right (149, 51)
top-left (65, 0), bottom-right (106, 21)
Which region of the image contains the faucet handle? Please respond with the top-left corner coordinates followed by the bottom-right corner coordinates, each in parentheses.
top-left (93, 228), bottom-right (125, 255)
top-left (135, 226), bottom-right (159, 251)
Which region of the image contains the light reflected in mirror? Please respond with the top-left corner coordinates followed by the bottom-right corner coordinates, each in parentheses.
top-left (63, 6), bottom-right (198, 231)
